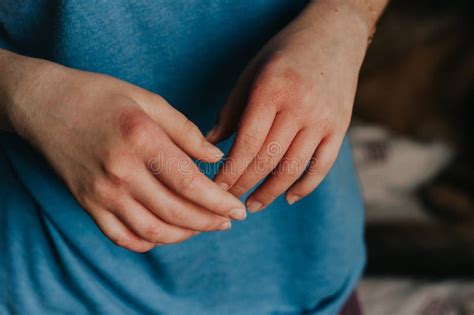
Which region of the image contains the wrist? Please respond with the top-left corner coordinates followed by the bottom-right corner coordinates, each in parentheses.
top-left (0, 50), bottom-right (63, 135)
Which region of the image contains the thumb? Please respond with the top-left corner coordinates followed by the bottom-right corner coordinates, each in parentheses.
top-left (207, 62), bottom-right (257, 144)
top-left (206, 98), bottom-right (242, 145)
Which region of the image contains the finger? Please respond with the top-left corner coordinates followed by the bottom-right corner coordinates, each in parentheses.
top-left (286, 135), bottom-right (344, 205)
top-left (207, 59), bottom-right (259, 144)
top-left (133, 91), bottom-right (224, 163)
top-left (146, 135), bottom-right (247, 221)
top-left (110, 197), bottom-right (196, 244)
top-left (214, 101), bottom-right (277, 190)
top-left (129, 168), bottom-right (232, 232)
top-left (90, 208), bottom-right (157, 253)
top-left (246, 129), bottom-right (319, 212)
top-left (165, 110), bottom-right (224, 163)
top-left (117, 108), bottom-right (247, 221)
top-left (228, 112), bottom-right (298, 198)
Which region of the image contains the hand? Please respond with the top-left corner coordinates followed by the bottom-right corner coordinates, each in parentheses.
top-left (3, 52), bottom-right (246, 252)
top-left (208, 2), bottom-right (372, 211)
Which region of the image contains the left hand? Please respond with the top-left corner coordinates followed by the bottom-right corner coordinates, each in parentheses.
top-left (208, 1), bottom-right (372, 212)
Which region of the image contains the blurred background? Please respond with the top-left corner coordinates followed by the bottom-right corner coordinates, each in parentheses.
top-left (349, 1), bottom-right (474, 314)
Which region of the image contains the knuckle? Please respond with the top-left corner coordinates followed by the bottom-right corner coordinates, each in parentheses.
top-left (180, 118), bottom-right (199, 137)
top-left (127, 123), bottom-right (152, 147)
top-left (255, 66), bottom-right (309, 109)
top-left (101, 153), bottom-right (133, 184)
top-left (278, 157), bottom-right (304, 178)
top-left (117, 107), bottom-right (154, 146)
top-left (229, 184), bottom-right (247, 197)
top-left (89, 178), bottom-right (115, 203)
top-left (176, 174), bottom-right (197, 192)
top-left (249, 83), bottom-right (281, 111)
top-left (237, 133), bottom-right (261, 152)
top-left (255, 189), bottom-right (276, 204)
top-left (143, 224), bottom-right (164, 242)
top-left (313, 111), bottom-right (334, 132)
top-left (320, 115), bottom-right (333, 129)
top-left (249, 76), bottom-right (272, 100)
top-left (167, 208), bottom-right (188, 224)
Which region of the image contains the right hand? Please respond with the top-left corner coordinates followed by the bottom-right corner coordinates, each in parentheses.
top-left (2, 51), bottom-right (247, 252)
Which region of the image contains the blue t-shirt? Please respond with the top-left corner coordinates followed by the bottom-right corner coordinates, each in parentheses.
top-left (0, 1), bottom-right (366, 314)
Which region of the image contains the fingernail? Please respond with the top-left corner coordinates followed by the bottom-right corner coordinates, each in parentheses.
top-left (286, 194), bottom-right (301, 205)
top-left (218, 182), bottom-right (229, 190)
top-left (217, 221), bottom-right (232, 230)
top-left (204, 142), bottom-right (224, 158)
top-left (229, 208), bottom-right (247, 220)
top-left (192, 231), bottom-right (201, 236)
top-left (247, 200), bottom-right (263, 213)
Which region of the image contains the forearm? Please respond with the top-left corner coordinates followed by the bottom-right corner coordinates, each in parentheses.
top-left (272, 0), bottom-right (387, 78)
top-left (0, 49), bottom-right (46, 132)
top-left (308, 0), bottom-right (388, 30)
top-left (303, 0), bottom-right (389, 45)
top-left (0, 49), bottom-right (63, 135)
top-left (351, 0), bottom-right (389, 26)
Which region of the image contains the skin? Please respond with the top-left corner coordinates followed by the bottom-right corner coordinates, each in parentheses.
top-left (209, 0), bottom-right (388, 211)
top-left (0, 53), bottom-right (246, 252)
top-left (0, 0), bottom-right (387, 252)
